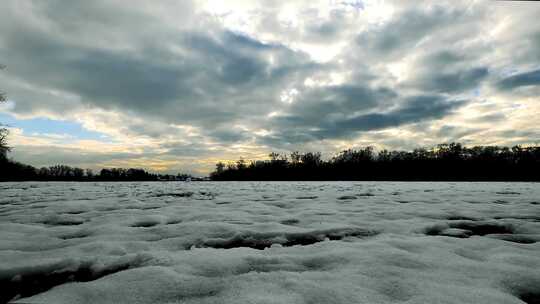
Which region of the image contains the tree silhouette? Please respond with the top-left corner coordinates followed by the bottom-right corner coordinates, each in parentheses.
top-left (210, 143), bottom-right (540, 181)
top-left (1, 161), bottom-right (194, 181)
top-left (0, 64), bottom-right (9, 159)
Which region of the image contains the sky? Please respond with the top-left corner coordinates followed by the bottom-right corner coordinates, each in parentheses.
top-left (0, 0), bottom-right (539, 175)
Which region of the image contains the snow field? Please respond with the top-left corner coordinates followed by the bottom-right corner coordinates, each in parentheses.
top-left (0, 182), bottom-right (539, 303)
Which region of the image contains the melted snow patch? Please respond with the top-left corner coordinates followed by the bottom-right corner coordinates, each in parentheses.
top-left (192, 227), bottom-right (379, 250)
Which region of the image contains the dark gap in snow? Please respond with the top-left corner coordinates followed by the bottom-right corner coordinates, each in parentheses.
top-left (191, 228), bottom-right (378, 250)
top-left (198, 191), bottom-right (216, 198)
top-left (465, 200), bottom-right (484, 204)
top-left (0, 260), bottom-right (140, 304)
top-left (423, 221), bottom-right (537, 243)
top-left (338, 195), bottom-right (357, 200)
top-left (141, 206), bottom-right (162, 210)
top-left (496, 191), bottom-right (521, 195)
top-left (58, 230), bottom-right (92, 240)
top-left (295, 196), bottom-right (318, 199)
top-left (424, 224), bottom-right (449, 236)
top-left (449, 222), bottom-right (514, 235)
top-left (268, 202), bottom-right (293, 209)
top-left (357, 193), bottom-right (375, 197)
top-left (396, 200), bottom-right (410, 204)
top-left (154, 192), bottom-right (194, 198)
top-left (42, 219), bottom-right (85, 226)
top-left (280, 219), bottom-right (300, 225)
top-left (96, 207), bottom-right (119, 212)
top-left (215, 201), bottom-right (232, 205)
top-left (62, 210), bottom-right (86, 215)
top-left (131, 221), bottom-right (160, 228)
top-left (493, 200), bottom-right (510, 204)
top-left (517, 291), bottom-right (540, 304)
top-left (446, 215), bottom-right (479, 221)
top-left (504, 278), bottom-right (540, 304)
top-left (530, 201), bottom-right (540, 205)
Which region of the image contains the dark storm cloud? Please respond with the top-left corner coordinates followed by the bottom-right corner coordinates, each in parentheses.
top-left (497, 69), bottom-right (540, 91)
top-left (286, 84), bottom-right (398, 123)
top-left (261, 83), bottom-right (400, 145)
top-left (1, 11), bottom-right (316, 130)
top-left (411, 67), bottom-right (489, 93)
top-left (3, 25), bottom-right (192, 110)
top-left (326, 95), bottom-right (466, 135)
top-left (265, 94), bottom-right (466, 144)
top-left (64, 50), bottom-right (190, 108)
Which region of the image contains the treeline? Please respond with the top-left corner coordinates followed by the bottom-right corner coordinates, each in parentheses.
top-left (210, 143), bottom-right (540, 181)
top-left (0, 157), bottom-right (192, 181)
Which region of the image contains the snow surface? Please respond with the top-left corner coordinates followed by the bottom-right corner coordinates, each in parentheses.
top-left (0, 181), bottom-right (539, 304)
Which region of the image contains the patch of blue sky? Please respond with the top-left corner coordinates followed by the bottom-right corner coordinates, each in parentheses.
top-left (337, 0), bottom-right (364, 10)
top-left (0, 112), bottom-right (111, 142)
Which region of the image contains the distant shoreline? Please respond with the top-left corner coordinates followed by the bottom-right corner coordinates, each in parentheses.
top-left (2, 143), bottom-right (539, 182)
top-left (1, 179), bottom-right (538, 182)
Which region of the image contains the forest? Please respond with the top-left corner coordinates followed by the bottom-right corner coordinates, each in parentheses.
top-left (2, 143), bottom-right (539, 181)
top-left (0, 156), bottom-right (191, 181)
top-left (210, 143), bottom-right (540, 181)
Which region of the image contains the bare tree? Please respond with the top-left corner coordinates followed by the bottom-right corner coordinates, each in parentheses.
top-left (0, 64), bottom-right (9, 158)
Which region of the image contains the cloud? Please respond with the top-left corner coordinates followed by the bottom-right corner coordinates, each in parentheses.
top-left (333, 96), bottom-right (465, 132)
top-left (354, 5), bottom-right (471, 59)
top-left (0, 0), bottom-right (539, 173)
top-left (409, 67), bottom-right (489, 94)
top-left (497, 69), bottom-right (540, 91)
top-left (264, 94), bottom-right (466, 144)
top-left (2, 22), bottom-right (314, 126)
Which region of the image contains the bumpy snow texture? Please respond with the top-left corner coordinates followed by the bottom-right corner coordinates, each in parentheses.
top-left (0, 182), bottom-right (539, 304)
